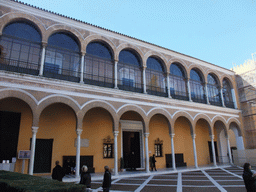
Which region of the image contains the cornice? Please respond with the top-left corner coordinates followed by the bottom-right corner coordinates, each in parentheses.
top-left (0, 71), bottom-right (241, 117)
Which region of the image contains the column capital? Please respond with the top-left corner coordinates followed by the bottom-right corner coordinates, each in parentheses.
top-left (144, 133), bottom-right (149, 138)
top-left (114, 59), bottom-right (119, 63)
top-left (142, 66), bottom-right (147, 70)
top-left (113, 131), bottom-right (119, 136)
top-left (32, 126), bottom-right (39, 134)
top-left (80, 51), bottom-right (86, 56)
top-left (76, 129), bottom-right (83, 135)
top-left (41, 42), bottom-right (48, 47)
top-left (192, 134), bottom-right (196, 139)
top-left (210, 135), bottom-right (215, 139)
top-left (170, 133), bottom-right (175, 138)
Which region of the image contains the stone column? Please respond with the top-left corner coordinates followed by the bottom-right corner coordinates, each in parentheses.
top-left (220, 87), bottom-right (225, 107)
top-left (114, 60), bottom-right (118, 89)
top-left (39, 43), bottom-right (47, 76)
top-left (205, 83), bottom-right (210, 104)
top-left (143, 66), bottom-right (147, 94)
top-left (210, 135), bottom-right (217, 167)
top-left (29, 126), bottom-right (39, 175)
top-left (80, 52), bottom-right (85, 83)
top-left (170, 134), bottom-right (176, 170)
top-left (231, 88), bottom-right (238, 109)
top-left (226, 136), bottom-right (233, 164)
top-left (166, 72), bottom-right (171, 98)
top-left (192, 134), bottom-right (198, 168)
top-left (75, 129), bottom-right (82, 178)
top-left (144, 133), bottom-right (150, 173)
top-left (114, 131), bottom-right (119, 176)
top-left (187, 79), bottom-right (192, 101)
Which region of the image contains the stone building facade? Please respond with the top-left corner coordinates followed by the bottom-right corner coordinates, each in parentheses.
top-left (232, 53), bottom-right (256, 149)
top-left (0, 0), bottom-right (244, 176)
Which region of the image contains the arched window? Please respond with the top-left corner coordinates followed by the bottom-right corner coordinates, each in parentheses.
top-left (0, 21), bottom-right (42, 75)
top-left (118, 49), bottom-right (142, 92)
top-left (85, 42), bottom-right (114, 88)
top-left (169, 63), bottom-right (188, 100)
top-left (190, 69), bottom-right (206, 103)
top-left (44, 32), bottom-right (80, 82)
top-left (223, 78), bottom-right (234, 108)
top-left (146, 57), bottom-right (167, 97)
top-left (207, 74), bottom-right (222, 106)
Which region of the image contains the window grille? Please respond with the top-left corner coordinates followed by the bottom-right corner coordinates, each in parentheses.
top-left (103, 136), bottom-right (114, 158)
top-left (84, 54), bottom-right (114, 88)
top-left (154, 138), bottom-right (163, 157)
top-left (208, 74), bottom-right (222, 106)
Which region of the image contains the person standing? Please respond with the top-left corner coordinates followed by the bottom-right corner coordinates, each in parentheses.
top-left (243, 163), bottom-right (256, 192)
top-left (52, 161), bottom-right (65, 181)
top-left (80, 165), bottom-right (91, 192)
top-left (102, 166), bottom-right (111, 192)
top-left (151, 154), bottom-right (157, 171)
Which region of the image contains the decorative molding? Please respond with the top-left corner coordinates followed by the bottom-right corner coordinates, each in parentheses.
top-left (120, 120), bottom-right (143, 131)
top-left (103, 136), bottom-right (114, 144)
top-left (154, 138), bottom-right (163, 145)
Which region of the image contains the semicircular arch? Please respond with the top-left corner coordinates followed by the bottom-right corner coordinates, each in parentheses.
top-left (206, 70), bottom-right (222, 85)
top-left (0, 88), bottom-right (38, 126)
top-left (169, 60), bottom-right (189, 78)
top-left (145, 54), bottom-right (167, 73)
top-left (144, 51), bottom-right (168, 69)
top-left (36, 94), bottom-right (80, 123)
top-left (171, 111), bottom-right (194, 135)
top-left (117, 104), bottom-right (147, 131)
top-left (116, 43), bottom-right (144, 66)
top-left (212, 115), bottom-right (228, 135)
top-left (44, 25), bottom-right (83, 50)
top-left (193, 113), bottom-right (212, 135)
top-left (84, 35), bottom-right (116, 58)
top-left (0, 12), bottom-right (46, 41)
top-left (188, 65), bottom-right (206, 81)
top-left (222, 75), bottom-right (235, 89)
top-left (147, 107), bottom-right (172, 134)
top-left (79, 100), bottom-right (118, 131)
top-left (168, 58), bottom-right (188, 74)
top-left (147, 107), bottom-right (171, 120)
top-left (227, 118), bottom-right (242, 136)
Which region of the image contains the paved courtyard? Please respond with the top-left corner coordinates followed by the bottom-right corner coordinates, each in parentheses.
top-left (64, 165), bottom-right (247, 192)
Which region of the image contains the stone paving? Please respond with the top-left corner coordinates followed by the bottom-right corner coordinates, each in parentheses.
top-left (63, 165), bottom-right (247, 192)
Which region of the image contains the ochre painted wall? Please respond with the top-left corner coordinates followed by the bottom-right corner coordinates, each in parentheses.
top-left (0, 98), bottom-right (231, 174)
top-left (195, 119), bottom-right (211, 166)
top-left (173, 117), bottom-right (194, 167)
top-left (82, 108), bottom-right (114, 173)
top-left (38, 103), bottom-right (77, 175)
top-left (148, 115), bottom-right (171, 169)
top-left (0, 98), bottom-right (33, 174)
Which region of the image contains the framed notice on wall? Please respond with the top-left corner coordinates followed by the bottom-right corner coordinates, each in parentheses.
top-left (18, 150), bottom-right (31, 159)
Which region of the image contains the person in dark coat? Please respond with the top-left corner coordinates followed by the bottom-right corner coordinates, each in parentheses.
top-left (80, 165), bottom-right (91, 191)
top-left (102, 166), bottom-right (111, 192)
top-left (52, 161), bottom-right (65, 181)
top-left (243, 163), bottom-right (256, 192)
top-left (151, 154), bottom-right (157, 171)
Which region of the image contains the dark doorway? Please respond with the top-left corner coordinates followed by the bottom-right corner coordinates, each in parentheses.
top-left (208, 141), bottom-right (219, 163)
top-left (123, 131), bottom-right (141, 169)
top-left (0, 111), bottom-right (21, 163)
top-left (31, 139), bottom-right (53, 173)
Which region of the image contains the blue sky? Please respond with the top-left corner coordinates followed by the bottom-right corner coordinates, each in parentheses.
top-left (20, 0), bottom-right (256, 69)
